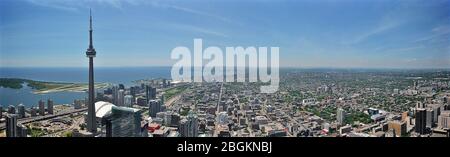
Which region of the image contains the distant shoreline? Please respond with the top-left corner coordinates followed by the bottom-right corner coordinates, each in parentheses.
top-left (0, 78), bottom-right (110, 94)
top-left (1, 66), bottom-right (449, 70)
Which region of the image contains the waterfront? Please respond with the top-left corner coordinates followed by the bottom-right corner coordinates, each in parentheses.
top-left (0, 67), bottom-right (172, 107)
top-left (0, 67), bottom-right (171, 85)
top-left (0, 85), bottom-right (86, 107)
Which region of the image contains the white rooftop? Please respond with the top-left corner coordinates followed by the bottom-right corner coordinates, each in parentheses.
top-left (94, 101), bottom-right (116, 118)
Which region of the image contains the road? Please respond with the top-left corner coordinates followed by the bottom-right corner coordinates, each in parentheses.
top-left (0, 108), bottom-right (87, 131)
top-left (214, 82), bottom-right (224, 137)
top-left (44, 114), bottom-right (84, 137)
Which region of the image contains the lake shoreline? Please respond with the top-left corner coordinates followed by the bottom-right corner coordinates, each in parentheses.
top-left (0, 78), bottom-right (110, 94)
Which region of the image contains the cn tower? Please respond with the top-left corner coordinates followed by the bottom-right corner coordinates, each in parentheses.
top-left (86, 9), bottom-right (97, 133)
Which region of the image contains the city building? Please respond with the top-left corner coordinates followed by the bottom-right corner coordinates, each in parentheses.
top-left (255, 115), bottom-right (269, 125)
top-left (146, 85), bottom-right (156, 101)
top-left (74, 100), bottom-right (82, 109)
top-left (0, 106), bottom-right (2, 118)
top-left (427, 104), bottom-right (442, 125)
top-left (112, 86), bottom-right (119, 105)
top-left (367, 108), bottom-right (380, 116)
top-left (47, 99), bottom-right (54, 114)
top-left (118, 89), bottom-right (125, 106)
top-left (438, 110), bottom-right (450, 129)
top-left (118, 84), bottom-right (125, 90)
top-left (30, 107), bottom-right (37, 117)
top-left (39, 100), bottom-right (45, 116)
top-left (388, 120), bottom-right (407, 137)
top-left (302, 98), bottom-right (316, 105)
top-left (16, 124), bottom-right (28, 137)
top-left (93, 101), bottom-right (116, 137)
top-left (156, 111), bottom-right (179, 127)
top-left (426, 109), bottom-right (434, 128)
top-left (86, 9), bottom-right (97, 133)
top-left (339, 125), bottom-right (352, 135)
top-left (217, 112), bottom-right (229, 125)
top-left (6, 114), bottom-right (18, 137)
top-left (337, 108), bottom-right (346, 125)
top-left (124, 95), bottom-right (133, 107)
top-left (371, 113), bottom-right (386, 122)
top-left (17, 104), bottom-right (26, 118)
top-left (162, 112), bottom-right (171, 126)
top-left (136, 97), bottom-right (147, 106)
top-left (401, 111), bottom-right (408, 122)
top-left (179, 113), bottom-right (198, 137)
top-left (415, 108), bottom-right (427, 134)
top-left (416, 102), bottom-right (425, 109)
top-left (110, 106), bottom-right (142, 137)
top-left (170, 112), bottom-right (180, 127)
top-left (129, 86), bottom-right (137, 96)
top-left (160, 94), bottom-right (165, 106)
top-left (8, 105), bottom-right (15, 114)
top-left (148, 99), bottom-right (161, 118)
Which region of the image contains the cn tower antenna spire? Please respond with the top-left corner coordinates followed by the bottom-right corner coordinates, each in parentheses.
top-left (86, 8), bottom-right (96, 56)
top-left (90, 8), bottom-right (92, 31)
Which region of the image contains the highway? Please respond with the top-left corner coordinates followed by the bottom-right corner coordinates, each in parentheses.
top-left (0, 108), bottom-right (87, 131)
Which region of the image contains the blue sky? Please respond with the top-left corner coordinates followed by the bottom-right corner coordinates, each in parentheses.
top-left (0, 0), bottom-right (449, 68)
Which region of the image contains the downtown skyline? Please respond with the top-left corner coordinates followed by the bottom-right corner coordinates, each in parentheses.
top-left (0, 0), bottom-right (449, 69)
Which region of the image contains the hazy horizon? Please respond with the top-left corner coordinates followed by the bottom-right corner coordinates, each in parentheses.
top-left (1, 66), bottom-right (449, 70)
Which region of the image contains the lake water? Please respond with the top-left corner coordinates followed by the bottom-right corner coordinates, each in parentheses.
top-left (0, 67), bottom-right (172, 108)
top-left (0, 85), bottom-right (86, 107)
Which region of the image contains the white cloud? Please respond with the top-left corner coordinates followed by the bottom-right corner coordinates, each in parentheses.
top-left (27, 0), bottom-right (80, 12)
top-left (165, 23), bottom-right (228, 38)
top-left (345, 16), bottom-right (403, 45)
top-left (414, 25), bottom-right (450, 43)
top-left (157, 4), bottom-right (232, 24)
top-left (25, 0), bottom-right (234, 24)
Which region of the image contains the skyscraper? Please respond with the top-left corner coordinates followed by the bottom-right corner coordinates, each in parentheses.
top-left (187, 113), bottom-right (199, 137)
top-left (148, 99), bottom-right (161, 118)
top-left (438, 111), bottom-right (450, 129)
top-left (426, 109), bottom-right (434, 128)
top-left (118, 89), bottom-right (125, 106)
top-left (146, 85), bottom-right (156, 101)
top-left (17, 104), bottom-right (25, 118)
top-left (112, 86), bottom-right (119, 105)
top-left (86, 9), bottom-right (97, 133)
top-left (337, 108), bottom-right (346, 125)
top-left (124, 95), bottom-right (133, 108)
top-left (160, 94), bottom-right (165, 106)
top-left (39, 100), bottom-right (45, 116)
top-left (130, 86), bottom-right (136, 97)
top-left (110, 106), bottom-right (142, 137)
top-left (118, 84), bottom-right (125, 90)
top-left (179, 113), bottom-right (199, 137)
top-left (6, 114), bottom-right (18, 137)
top-left (8, 105), bottom-right (15, 114)
top-left (415, 108), bottom-right (427, 134)
top-left (47, 99), bottom-right (54, 114)
top-left (74, 100), bottom-right (82, 109)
